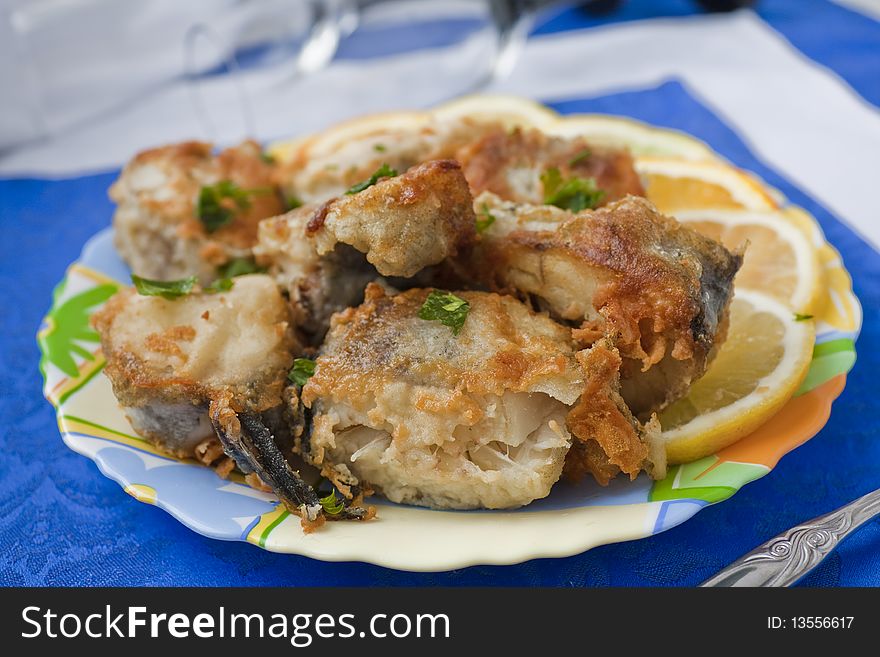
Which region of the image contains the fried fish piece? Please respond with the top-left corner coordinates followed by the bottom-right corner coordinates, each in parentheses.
top-left (93, 274), bottom-right (373, 528)
top-left (465, 193), bottom-right (742, 417)
top-left (456, 126), bottom-right (644, 206)
top-left (92, 275), bottom-right (297, 457)
top-left (110, 140), bottom-right (285, 282)
top-left (299, 284), bottom-right (663, 508)
top-left (300, 284), bottom-right (578, 509)
top-left (255, 160), bottom-right (476, 340)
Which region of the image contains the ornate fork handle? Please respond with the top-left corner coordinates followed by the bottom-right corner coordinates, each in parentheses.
top-left (701, 488), bottom-right (880, 587)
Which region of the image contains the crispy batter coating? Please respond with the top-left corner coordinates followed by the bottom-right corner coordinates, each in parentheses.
top-left (466, 193), bottom-right (742, 417)
top-left (306, 160), bottom-right (476, 277)
top-left (564, 342), bottom-right (664, 485)
top-left (303, 284), bottom-right (585, 407)
top-left (255, 160), bottom-right (477, 340)
top-left (457, 126), bottom-right (644, 206)
top-left (110, 140), bottom-right (285, 282)
top-left (92, 275), bottom-right (296, 456)
top-left (300, 284), bottom-right (662, 505)
top-left (301, 284), bottom-right (585, 508)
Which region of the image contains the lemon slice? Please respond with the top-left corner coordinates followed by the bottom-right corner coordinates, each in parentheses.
top-left (675, 209), bottom-right (822, 313)
top-left (547, 116), bottom-right (718, 160)
top-left (435, 95), bottom-right (719, 160)
top-left (432, 94), bottom-right (559, 129)
top-left (269, 96), bottom-right (721, 165)
top-left (636, 157), bottom-right (778, 212)
top-left (269, 111), bottom-right (432, 164)
top-left (660, 289), bottom-right (815, 464)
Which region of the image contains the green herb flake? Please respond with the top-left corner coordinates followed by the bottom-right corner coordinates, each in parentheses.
top-left (285, 194), bottom-right (303, 211)
top-left (131, 275), bottom-right (197, 300)
top-left (373, 143), bottom-right (387, 152)
top-left (541, 167), bottom-right (605, 213)
top-left (217, 257), bottom-right (267, 279)
top-left (418, 290), bottom-right (470, 336)
top-left (345, 163), bottom-right (398, 195)
top-left (476, 203), bottom-right (496, 233)
top-left (288, 357), bottom-right (317, 386)
top-left (794, 313), bottom-right (814, 322)
top-left (260, 151), bottom-right (276, 165)
top-left (204, 277), bottom-right (234, 294)
top-left (319, 490), bottom-right (344, 516)
top-left (197, 180), bottom-right (254, 233)
top-left (568, 148), bottom-right (592, 167)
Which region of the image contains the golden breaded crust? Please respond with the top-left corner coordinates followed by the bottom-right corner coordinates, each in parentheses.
top-left (110, 141), bottom-right (214, 231)
top-left (110, 140), bottom-right (285, 281)
top-left (457, 126), bottom-right (644, 206)
top-left (468, 195), bottom-right (741, 414)
top-left (564, 342), bottom-right (664, 485)
top-left (92, 275), bottom-right (296, 412)
top-left (301, 284), bottom-right (587, 508)
top-left (302, 286), bottom-right (663, 494)
top-left (209, 141), bottom-right (287, 249)
top-left (304, 160), bottom-right (477, 277)
top-left (302, 283), bottom-right (585, 408)
top-left (255, 160), bottom-right (479, 340)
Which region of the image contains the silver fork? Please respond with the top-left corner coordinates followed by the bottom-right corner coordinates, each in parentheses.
top-left (701, 488), bottom-right (880, 587)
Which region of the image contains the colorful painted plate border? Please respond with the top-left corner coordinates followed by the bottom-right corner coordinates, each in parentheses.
top-left (37, 110), bottom-right (861, 571)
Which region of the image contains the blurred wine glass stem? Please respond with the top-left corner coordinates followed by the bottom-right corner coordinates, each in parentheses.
top-left (297, 0), bottom-right (357, 75)
top-left (487, 0), bottom-right (537, 83)
top-left (184, 22), bottom-right (256, 142)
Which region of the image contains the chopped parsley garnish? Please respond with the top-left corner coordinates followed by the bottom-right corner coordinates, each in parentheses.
top-left (288, 357), bottom-right (316, 386)
top-left (794, 313), bottom-right (814, 321)
top-left (319, 490), bottom-right (344, 516)
top-left (568, 148), bottom-right (592, 167)
top-left (541, 167), bottom-right (605, 212)
top-left (260, 151), bottom-right (276, 165)
top-left (197, 180), bottom-right (269, 233)
top-left (217, 257), bottom-right (266, 279)
top-left (418, 290), bottom-right (470, 336)
top-left (131, 275), bottom-right (197, 300)
top-left (203, 277), bottom-right (234, 294)
top-left (476, 203), bottom-right (496, 233)
top-left (285, 194), bottom-right (303, 211)
top-left (345, 163), bottom-right (398, 195)
top-left (373, 143), bottom-right (387, 152)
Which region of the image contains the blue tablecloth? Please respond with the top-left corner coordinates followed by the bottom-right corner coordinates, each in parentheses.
top-left (2, 0), bottom-right (879, 586)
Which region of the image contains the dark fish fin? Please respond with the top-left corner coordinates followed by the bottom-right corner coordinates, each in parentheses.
top-left (209, 398), bottom-right (373, 526)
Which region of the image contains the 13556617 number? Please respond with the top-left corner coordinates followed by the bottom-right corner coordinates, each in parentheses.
top-left (768, 617), bottom-right (855, 629)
